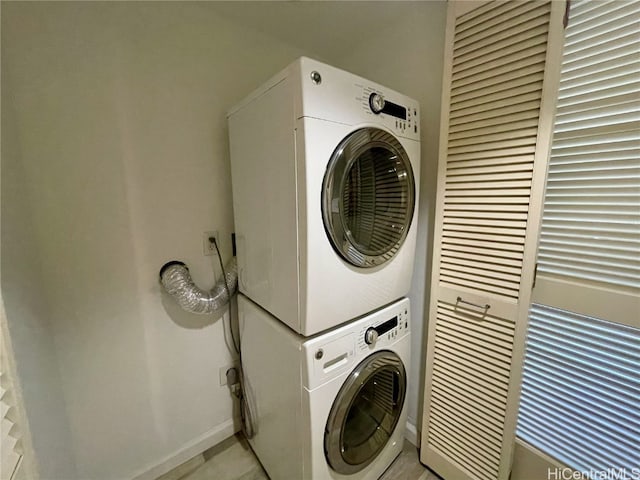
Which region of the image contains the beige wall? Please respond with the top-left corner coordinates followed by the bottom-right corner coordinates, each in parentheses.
top-left (2, 3), bottom-right (306, 478)
top-left (1, 63), bottom-right (77, 479)
top-left (1, 2), bottom-right (446, 478)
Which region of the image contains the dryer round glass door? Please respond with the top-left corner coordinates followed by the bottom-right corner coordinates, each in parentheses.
top-left (324, 350), bottom-right (407, 475)
top-left (322, 127), bottom-right (415, 268)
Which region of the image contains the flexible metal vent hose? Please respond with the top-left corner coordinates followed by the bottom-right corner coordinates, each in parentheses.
top-left (159, 258), bottom-right (237, 315)
top-left (159, 252), bottom-right (254, 438)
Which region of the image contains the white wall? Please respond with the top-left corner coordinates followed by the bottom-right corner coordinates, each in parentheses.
top-left (1, 2), bottom-right (445, 478)
top-left (2, 3), bottom-right (306, 479)
top-left (1, 64), bottom-right (78, 479)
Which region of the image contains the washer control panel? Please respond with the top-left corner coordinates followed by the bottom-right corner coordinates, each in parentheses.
top-left (357, 307), bottom-right (410, 351)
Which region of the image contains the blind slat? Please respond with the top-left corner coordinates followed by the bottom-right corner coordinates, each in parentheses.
top-left (517, 305), bottom-right (640, 473)
top-left (519, 2), bottom-right (640, 475)
top-left (564, 1), bottom-right (638, 36)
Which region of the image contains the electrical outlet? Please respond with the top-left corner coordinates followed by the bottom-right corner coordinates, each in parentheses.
top-left (219, 362), bottom-right (239, 386)
top-left (203, 231), bottom-right (219, 256)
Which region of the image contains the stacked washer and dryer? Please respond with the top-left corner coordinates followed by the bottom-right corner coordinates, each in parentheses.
top-left (228, 57), bottom-right (420, 480)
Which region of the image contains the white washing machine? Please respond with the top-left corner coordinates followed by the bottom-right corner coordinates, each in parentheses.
top-left (229, 57), bottom-right (420, 336)
top-left (239, 294), bottom-right (411, 480)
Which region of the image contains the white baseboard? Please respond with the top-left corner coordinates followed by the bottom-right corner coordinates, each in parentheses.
top-left (131, 418), bottom-right (239, 480)
top-left (404, 420), bottom-right (419, 447)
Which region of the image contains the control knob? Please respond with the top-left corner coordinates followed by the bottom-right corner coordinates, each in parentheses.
top-left (364, 327), bottom-right (379, 345)
top-left (369, 93), bottom-right (385, 114)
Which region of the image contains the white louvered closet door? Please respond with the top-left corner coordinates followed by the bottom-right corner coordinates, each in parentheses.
top-left (421, 1), bottom-right (566, 479)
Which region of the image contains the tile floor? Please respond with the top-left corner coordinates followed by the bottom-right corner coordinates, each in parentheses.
top-left (179, 434), bottom-right (438, 480)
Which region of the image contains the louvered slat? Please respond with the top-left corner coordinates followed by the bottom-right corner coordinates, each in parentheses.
top-left (439, 1), bottom-right (552, 303)
top-left (454, 3), bottom-right (550, 60)
top-left (428, 301), bottom-right (515, 480)
top-left (454, 1), bottom-right (543, 44)
top-left (422, 1), bottom-right (563, 479)
top-left (450, 72), bottom-right (545, 109)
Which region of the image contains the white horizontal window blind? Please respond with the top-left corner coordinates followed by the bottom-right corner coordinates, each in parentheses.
top-left (518, 0), bottom-right (640, 476)
top-left (518, 305), bottom-right (640, 475)
top-left (536, 0), bottom-right (640, 297)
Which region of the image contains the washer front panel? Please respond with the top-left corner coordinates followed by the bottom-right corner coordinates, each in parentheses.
top-left (324, 350), bottom-right (407, 475)
top-left (322, 127), bottom-right (416, 268)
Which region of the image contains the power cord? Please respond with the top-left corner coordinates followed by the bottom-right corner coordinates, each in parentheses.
top-left (211, 236), bottom-right (240, 354)
top-left (211, 237), bottom-right (254, 439)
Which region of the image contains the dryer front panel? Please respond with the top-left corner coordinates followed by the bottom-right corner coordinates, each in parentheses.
top-left (298, 118), bottom-right (420, 336)
top-left (322, 128), bottom-right (416, 268)
top-left (324, 350), bottom-right (407, 475)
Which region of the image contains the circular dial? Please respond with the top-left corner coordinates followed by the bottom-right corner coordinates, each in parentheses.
top-left (364, 327), bottom-right (379, 345)
top-left (369, 93), bottom-right (385, 114)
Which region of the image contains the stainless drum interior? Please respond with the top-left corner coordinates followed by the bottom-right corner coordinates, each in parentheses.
top-left (322, 128), bottom-right (415, 268)
top-left (324, 350), bottom-right (407, 475)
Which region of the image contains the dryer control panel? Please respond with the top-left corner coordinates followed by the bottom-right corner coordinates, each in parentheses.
top-left (293, 57), bottom-right (420, 142)
top-left (358, 85), bottom-right (419, 140)
top-left (357, 306), bottom-right (410, 351)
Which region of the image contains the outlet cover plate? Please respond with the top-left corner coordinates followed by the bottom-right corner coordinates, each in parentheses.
top-left (219, 362), bottom-right (239, 386)
top-left (203, 231), bottom-right (219, 256)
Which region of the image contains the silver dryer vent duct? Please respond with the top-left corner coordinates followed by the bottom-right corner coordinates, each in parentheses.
top-left (159, 258), bottom-right (237, 314)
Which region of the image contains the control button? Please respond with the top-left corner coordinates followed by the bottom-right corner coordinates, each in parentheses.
top-left (405, 321), bottom-right (408, 328)
top-left (369, 93), bottom-right (385, 114)
top-left (414, 125), bottom-right (417, 133)
top-left (315, 349), bottom-right (324, 360)
top-left (364, 327), bottom-right (379, 345)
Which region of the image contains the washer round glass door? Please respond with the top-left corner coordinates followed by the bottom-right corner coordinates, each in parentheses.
top-left (322, 128), bottom-right (415, 268)
top-left (324, 350), bottom-right (407, 475)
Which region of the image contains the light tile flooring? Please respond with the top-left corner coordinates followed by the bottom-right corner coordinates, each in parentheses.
top-left (180, 434), bottom-right (438, 480)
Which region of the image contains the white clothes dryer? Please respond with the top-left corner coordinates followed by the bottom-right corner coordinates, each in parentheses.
top-left (229, 57), bottom-right (420, 336)
top-left (239, 293), bottom-right (411, 480)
